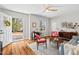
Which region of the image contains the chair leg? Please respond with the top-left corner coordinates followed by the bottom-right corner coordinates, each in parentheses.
top-left (37, 42), bottom-right (47, 50)
top-left (37, 43), bottom-right (39, 50)
top-left (57, 42), bottom-right (59, 49)
top-left (45, 42), bottom-right (47, 48)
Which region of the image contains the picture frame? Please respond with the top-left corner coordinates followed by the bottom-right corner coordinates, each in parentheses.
top-left (32, 22), bottom-right (36, 28)
top-left (62, 22), bottom-right (67, 27)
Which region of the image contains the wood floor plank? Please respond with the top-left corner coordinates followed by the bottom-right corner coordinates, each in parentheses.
top-left (3, 44), bottom-right (12, 55)
top-left (12, 43), bottom-right (21, 55)
top-left (3, 39), bottom-right (36, 55)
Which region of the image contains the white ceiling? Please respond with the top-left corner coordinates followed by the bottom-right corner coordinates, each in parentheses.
top-left (0, 4), bottom-right (79, 18)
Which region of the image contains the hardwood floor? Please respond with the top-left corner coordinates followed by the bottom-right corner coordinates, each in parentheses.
top-left (2, 39), bottom-right (36, 55)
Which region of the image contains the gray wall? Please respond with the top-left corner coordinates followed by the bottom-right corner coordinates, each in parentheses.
top-left (0, 8), bottom-right (50, 40)
top-left (30, 14), bottom-right (50, 38)
top-left (0, 8), bottom-right (30, 39)
top-left (50, 13), bottom-right (79, 33)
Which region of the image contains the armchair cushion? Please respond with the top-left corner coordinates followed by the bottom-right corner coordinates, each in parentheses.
top-left (37, 39), bottom-right (46, 43)
top-left (51, 31), bottom-right (59, 37)
top-left (68, 36), bottom-right (79, 46)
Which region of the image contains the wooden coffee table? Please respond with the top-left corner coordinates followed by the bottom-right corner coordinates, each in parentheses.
top-left (42, 35), bottom-right (64, 48)
top-left (49, 36), bottom-right (64, 48)
top-left (55, 37), bottom-right (64, 48)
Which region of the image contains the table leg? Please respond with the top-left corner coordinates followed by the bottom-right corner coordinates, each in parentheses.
top-left (57, 42), bottom-right (59, 49)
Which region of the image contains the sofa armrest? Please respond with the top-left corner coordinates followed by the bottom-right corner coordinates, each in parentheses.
top-left (59, 43), bottom-right (64, 55)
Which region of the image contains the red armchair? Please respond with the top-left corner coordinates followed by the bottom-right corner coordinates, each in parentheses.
top-left (35, 34), bottom-right (47, 50)
top-left (50, 31), bottom-right (63, 48)
top-left (50, 31), bottom-right (59, 41)
top-left (51, 31), bottom-right (59, 37)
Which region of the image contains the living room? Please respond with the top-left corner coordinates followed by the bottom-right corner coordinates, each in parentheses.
top-left (0, 4), bottom-right (79, 55)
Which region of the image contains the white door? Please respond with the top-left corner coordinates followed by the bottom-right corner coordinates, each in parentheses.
top-left (0, 13), bottom-right (12, 47)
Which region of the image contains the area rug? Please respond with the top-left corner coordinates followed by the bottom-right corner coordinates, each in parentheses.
top-left (28, 39), bottom-right (59, 55)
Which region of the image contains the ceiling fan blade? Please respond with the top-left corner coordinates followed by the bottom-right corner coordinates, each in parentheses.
top-left (48, 9), bottom-right (58, 11)
top-left (42, 4), bottom-right (59, 12)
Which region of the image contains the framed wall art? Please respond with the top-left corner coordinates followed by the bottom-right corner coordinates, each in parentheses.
top-left (32, 22), bottom-right (36, 28)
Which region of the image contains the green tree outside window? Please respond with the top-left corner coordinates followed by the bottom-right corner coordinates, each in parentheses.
top-left (12, 18), bottom-right (22, 32)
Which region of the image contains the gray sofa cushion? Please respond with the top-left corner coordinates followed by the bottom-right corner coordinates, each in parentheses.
top-left (68, 36), bottom-right (79, 46)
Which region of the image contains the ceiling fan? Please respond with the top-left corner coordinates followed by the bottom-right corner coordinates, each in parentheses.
top-left (43, 4), bottom-right (61, 12)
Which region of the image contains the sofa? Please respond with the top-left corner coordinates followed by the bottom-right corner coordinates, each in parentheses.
top-left (59, 36), bottom-right (79, 55)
